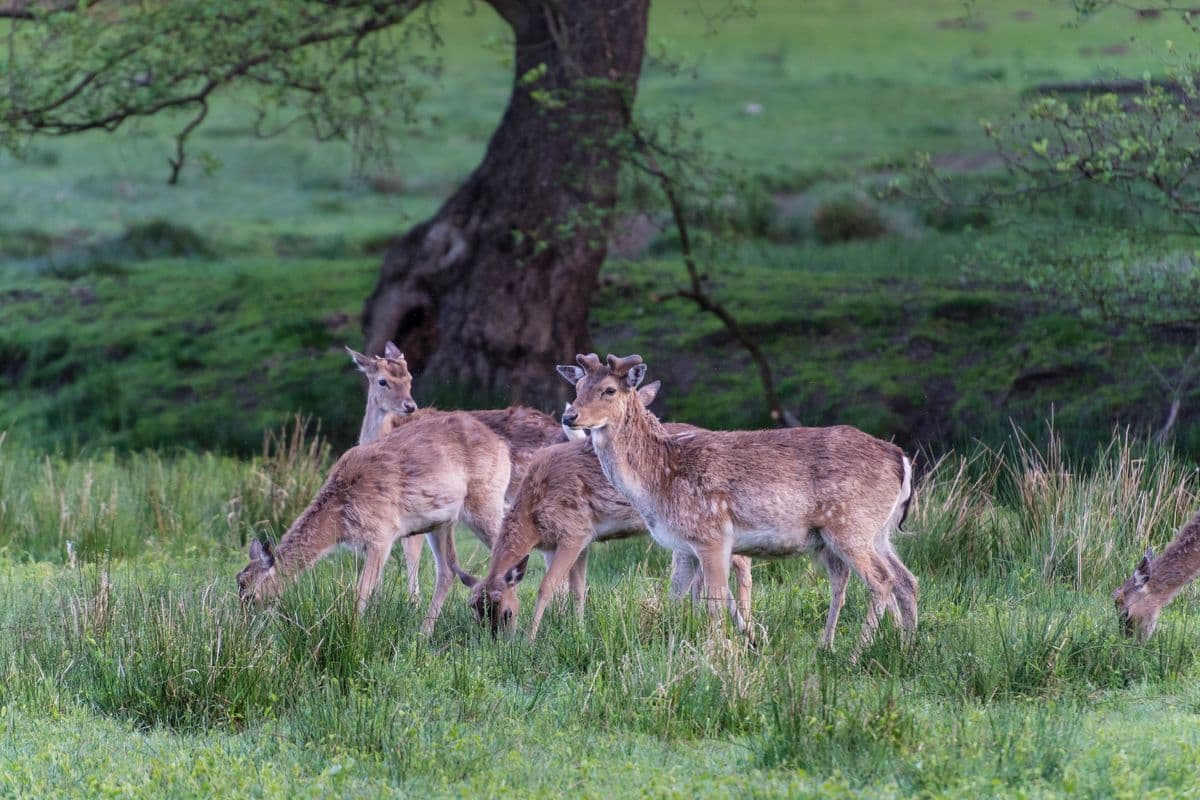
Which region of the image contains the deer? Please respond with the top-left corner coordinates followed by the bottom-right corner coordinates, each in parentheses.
top-left (558, 353), bottom-right (917, 654)
top-left (346, 342), bottom-right (566, 600)
top-left (459, 381), bottom-right (753, 639)
top-left (347, 342), bottom-right (426, 600)
top-left (236, 410), bottom-right (510, 634)
top-left (1113, 507), bottom-right (1200, 642)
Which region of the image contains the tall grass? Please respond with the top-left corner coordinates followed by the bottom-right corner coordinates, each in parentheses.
top-left (2, 424), bottom-right (1200, 795)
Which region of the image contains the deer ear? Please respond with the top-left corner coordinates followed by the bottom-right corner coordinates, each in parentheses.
top-left (457, 569), bottom-right (480, 589)
top-left (346, 346), bottom-right (374, 372)
top-left (383, 341), bottom-right (404, 361)
top-left (557, 365), bottom-right (585, 384)
top-left (249, 539), bottom-right (274, 567)
top-left (1133, 548), bottom-right (1154, 586)
top-left (504, 555), bottom-right (530, 587)
top-left (624, 363), bottom-right (647, 390)
top-left (636, 380), bottom-right (661, 407)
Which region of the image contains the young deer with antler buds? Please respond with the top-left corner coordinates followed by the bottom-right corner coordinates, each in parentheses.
top-left (559, 353), bottom-right (916, 652)
top-left (236, 411), bottom-right (510, 634)
top-left (1114, 508), bottom-right (1200, 642)
top-left (459, 381), bottom-right (753, 639)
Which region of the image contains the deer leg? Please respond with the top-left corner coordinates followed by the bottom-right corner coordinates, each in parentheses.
top-left (400, 534), bottom-right (424, 601)
top-left (420, 523), bottom-right (459, 635)
top-left (696, 544), bottom-right (747, 635)
top-left (832, 542), bottom-right (895, 658)
top-left (529, 542), bottom-right (586, 640)
top-left (669, 550), bottom-right (699, 601)
top-left (730, 555), bottom-right (753, 625)
top-left (541, 551), bottom-right (569, 609)
top-left (568, 546), bottom-right (589, 622)
top-left (355, 540), bottom-right (395, 616)
top-left (883, 545), bottom-right (918, 640)
top-left (817, 548), bottom-right (850, 650)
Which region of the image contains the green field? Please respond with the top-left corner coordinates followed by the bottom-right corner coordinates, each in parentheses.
top-left (3, 428), bottom-right (1200, 797)
top-left (4, 0), bottom-right (1200, 796)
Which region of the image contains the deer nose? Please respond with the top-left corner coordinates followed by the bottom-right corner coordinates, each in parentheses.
top-left (562, 409), bottom-right (579, 427)
top-left (402, 400), bottom-right (417, 414)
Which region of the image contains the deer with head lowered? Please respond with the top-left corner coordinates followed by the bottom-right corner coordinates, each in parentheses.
top-left (559, 353), bottom-right (917, 653)
top-left (346, 342), bottom-right (567, 601)
top-left (459, 380), bottom-right (753, 639)
top-left (1114, 507), bottom-right (1200, 642)
top-left (236, 411), bottom-right (510, 634)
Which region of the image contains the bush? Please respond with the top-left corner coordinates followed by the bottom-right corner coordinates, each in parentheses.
top-left (813, 195), bottom-right (888, 243)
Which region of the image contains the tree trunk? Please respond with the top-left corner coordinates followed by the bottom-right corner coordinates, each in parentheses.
top-left (362, 0), bottom-right (649, 407)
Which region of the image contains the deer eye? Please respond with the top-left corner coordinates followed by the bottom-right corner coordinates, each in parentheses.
top-left (603, 387), bottom-right (616, 397)
top-left (378, 379), bottom-right (388, 387)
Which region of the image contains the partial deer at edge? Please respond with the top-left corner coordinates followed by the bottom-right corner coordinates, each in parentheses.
top-left (559, 353), bottom-right (916, 654)
top-left (1114, 507), bottom-right (1200, 641)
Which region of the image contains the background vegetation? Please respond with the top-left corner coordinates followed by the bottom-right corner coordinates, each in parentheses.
top-left (4, 0), bottom-right (1200, 796)
top-left (3, 0), bottom-right (1199, 455)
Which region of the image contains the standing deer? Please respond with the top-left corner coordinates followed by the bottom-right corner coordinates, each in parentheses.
top-left (459, 381), bottom-right (753, 639)
top-left (347, 342), bottom-right (426, 600)
top-left (236, 411), bottom-right (510, 634)
top-left (1114, 508), bottom-right (1200, 641)
top-left (558, 353), bottom-right (916, 653)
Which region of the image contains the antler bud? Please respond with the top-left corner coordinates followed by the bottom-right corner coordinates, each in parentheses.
top-left (576, 353), bottom-right (602, 370)
top-left (605, 354), bottom-right (644, 376)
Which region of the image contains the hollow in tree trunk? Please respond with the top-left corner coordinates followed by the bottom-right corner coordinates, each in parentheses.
top-left (362, 0), bottom-right (649, 407)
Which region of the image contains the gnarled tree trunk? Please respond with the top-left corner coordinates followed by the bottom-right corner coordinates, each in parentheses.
top-left (362, 0), bottom-right (649, 407)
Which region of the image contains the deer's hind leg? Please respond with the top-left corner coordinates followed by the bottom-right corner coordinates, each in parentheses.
top-left (421, 523), bottom-right (459, 635)
top-left (400, 535), bottom-right (424, 601)
top-left (822, 529), bottom-right (895, 656)
top-left (816, 547), bottom-right (850, 650)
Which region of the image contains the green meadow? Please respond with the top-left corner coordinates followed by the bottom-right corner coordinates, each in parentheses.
top-left (3, 1), bottom-right (1200, 796)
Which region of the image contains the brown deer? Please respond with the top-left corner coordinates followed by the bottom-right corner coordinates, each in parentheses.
top-left (1114, 508), bottom-right (1200, 641)
top-left (236, 411), bottom-right (510, 634)
top-left (559, 353), bottom-right (916, 652)
top-left (347, 342), bottom-right (564, 497)
top-left (459, 382), bottom-right (753, 639)
top-left (347, 342), bottom-right (425, 600)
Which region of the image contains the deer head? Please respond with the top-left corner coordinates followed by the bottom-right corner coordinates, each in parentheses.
top-left (557, 353), bottom-right (647, 431)
top-left (236, 539), bottom-right (283, 606)
top-left (1113, 547), bottom-right (1158, 641)
top-left (459, 555), bottom-right (530, 637)
top-left (346, 341), bottom-right (417, 416)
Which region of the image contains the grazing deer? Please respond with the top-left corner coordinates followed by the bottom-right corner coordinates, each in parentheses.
top-left (1114, 508), bottom-right (1200, 642)
top-left (236, 411), bottom-right (510, 634)
top-left (347, 342), bottom-right (426, 600)
top-left (558, 353), bottom-right (916, 652)
top-left (460, 382), bottom-right (753, 638)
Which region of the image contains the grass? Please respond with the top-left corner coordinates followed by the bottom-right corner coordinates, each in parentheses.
top-left (2, 425), bottom-right (1200, 796)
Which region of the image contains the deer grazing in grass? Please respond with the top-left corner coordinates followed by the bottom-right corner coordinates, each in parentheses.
top-left (236, 411), bottom-right (510, 634)
top-left (559, 353), bottom-right (917, 653)
top-left (460, 381), bottom-right (753, 638)
top-left (1114, 508), bottom-right (1200, 642)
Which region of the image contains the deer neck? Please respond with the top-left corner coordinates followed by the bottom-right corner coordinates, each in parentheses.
top-left (488, 506), bottom-right (541, 584)
top-left (590, 400), bottom-right (672, 520)
top-left (271, 504), bottom-right (338, 579)
top-left (358, 396), bottom-right (388, 444)
top-left (1147, 511), bottom-right (1200, 605)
